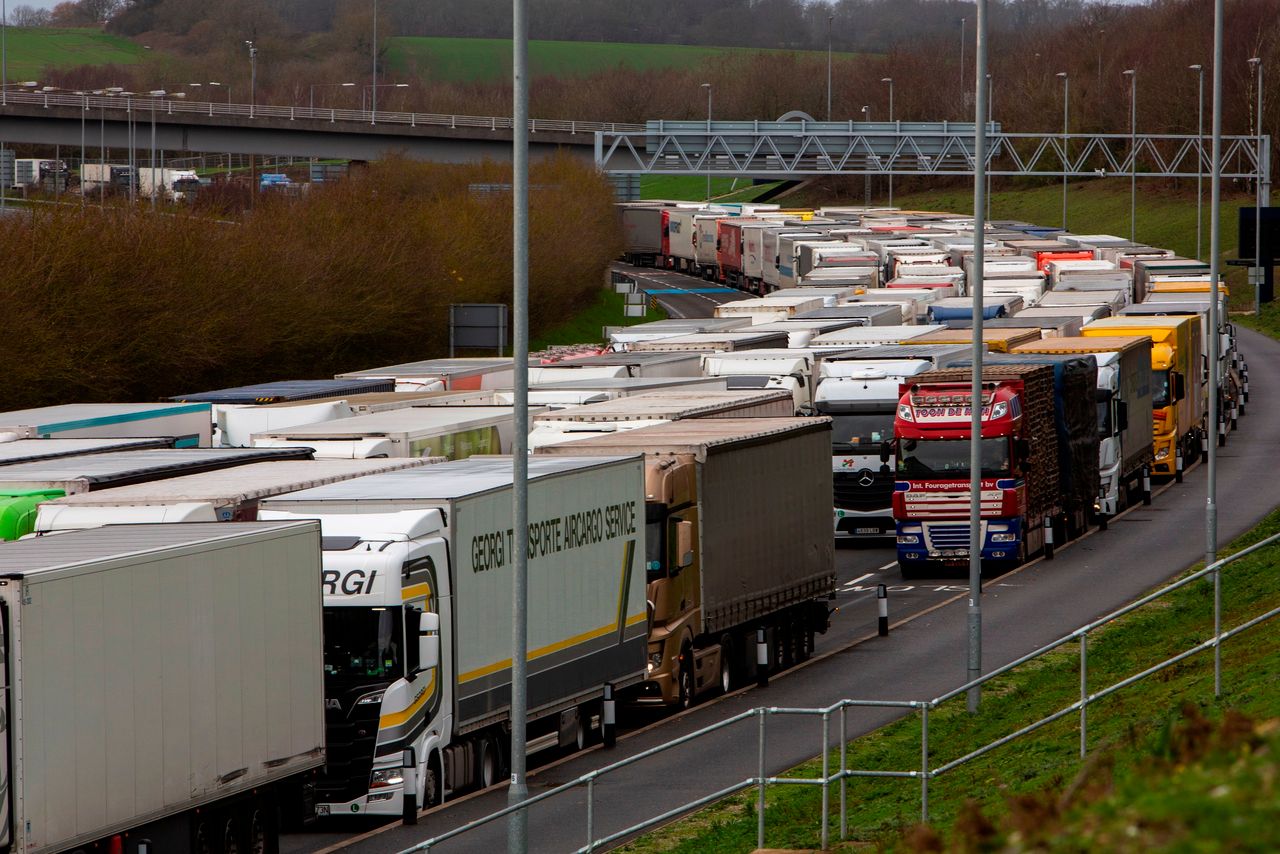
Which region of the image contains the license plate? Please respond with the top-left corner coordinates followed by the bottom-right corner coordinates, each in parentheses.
top-left (316, 805), bottom-right (331, 816)
top-left (855, 527), bottom-right (880, 535)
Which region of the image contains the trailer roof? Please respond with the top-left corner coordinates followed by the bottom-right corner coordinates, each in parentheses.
top-left (535, 417), bottom-right (830, 460)
top-left (44, 458), bottom-right (439, 507)
top-left (528, 376), bottom-right (729, 391)
top-left (822, 344), bottom-right (973, 361)
top-left (0, 437), bottom-right (172, 465)
top-left (533, 390), bottom-right (792, 422)
top-left (0, 521), bottom-right (316, 578)
top-left (0, 447), bottom-right (313, 489)
top-left (171, 377), bottom-right (394, 404)
top-left (261, 455), bottom-right (636, 503)
top-left (266, 391), bottom-right (484, 409)
top-left (0, 402), bottom-right (211, 432)
top-left (1011, 336), bottom-right (1151, 354)
top-left (252, 406), bottom-right (520, 438)
top-left (336, 357), bottom-right (512, 379)
top-left (537, 352), bottom-right (701, 367)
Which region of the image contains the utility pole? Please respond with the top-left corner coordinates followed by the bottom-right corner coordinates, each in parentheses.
top-left (1249, 56), bottom-right (1263, 315)
top-left (372, 0), bottom-right (378, 122)
top-left (967, 0), bottom-right (988, 716)
top-left (959, 16), bottom-right (966, 95)
top-left (1191, 64), bottom-right (1204, 260)
top-left (1205, 0), bottom-right (1223, 652)
top-left (506, 0), bottom-right (530, 844)
top-left (861, 105), bottom-right (871, 206)
top-left (826, 15), bottom-right (833, 122)
top-left (1123, 69), bottom-right (1136, 242)
top-left (1057, 72), bottom-right (1068, 231)
top-left (882, 77), bottom-right (894, 206)
top-left (702, 83), bottom-right (712, 201)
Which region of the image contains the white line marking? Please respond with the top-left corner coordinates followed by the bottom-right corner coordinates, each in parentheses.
top-left (879, 561), bottom-right (898, 571)
top-left (842, 572), bottom-right (873, 588)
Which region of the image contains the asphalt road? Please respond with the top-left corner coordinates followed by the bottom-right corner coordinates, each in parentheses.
top-left (612, 262), bottom-right (744, 319)
top-left (281, 326), bottom-right (1280, 854)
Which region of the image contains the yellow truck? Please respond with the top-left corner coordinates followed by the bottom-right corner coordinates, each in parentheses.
top-left (1082, 316), bottom-right (1205, 480)
top-left (907, 326), bottom-right (1044, 352)
top-left (1147, 277), bottom-right (1230, 297)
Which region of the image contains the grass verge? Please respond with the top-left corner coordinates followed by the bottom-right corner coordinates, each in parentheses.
top-left (531, 286), bottom-right (666, 351)
top-left (0, 27), bottom-right (149, 79)
top-left (619, 508), bottom-right (1280, 853)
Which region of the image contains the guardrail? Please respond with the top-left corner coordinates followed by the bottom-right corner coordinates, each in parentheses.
top-left (0, 90), bottom-right (643, 135)
top-left (395, 530), bottom-right (1280, 853)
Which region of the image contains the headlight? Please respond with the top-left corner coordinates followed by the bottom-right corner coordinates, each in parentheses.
top-left (897, 535), bottom-right (920, 544)
top-left (370, 768), bottom-right (405, 788)
top-left (356, 690), bottom-right (385, 706)
top-left (1155, 448), bottom-right (1170, 460)
top-left (897, 404), bottom-right (914, 421)
top-left (989, 401), bottom-right (1008, 419)
top-left (648, 652), bottom-right (663, 673)
top-left (990, 533), bottom-right (1017, 542)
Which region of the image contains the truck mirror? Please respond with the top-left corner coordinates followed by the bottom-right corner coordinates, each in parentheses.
top-left (420, 611), bottom-right (440, 632)
top-left (1174, 372), bottom-right (1187, 402)
top-left (418, 635), bottom-right (440, 673)
top-left (1116, 400), bottom-right (1129, 433)
top-left (879, 441), bottom-right (892, 464)
top-left (675, 520), bottom-right (694, 569)
top-left (1016, 438), bottom-right (1032, 458)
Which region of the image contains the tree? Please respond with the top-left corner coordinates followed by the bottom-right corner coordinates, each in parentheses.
top-left (10, 5), bottom-right (54, 26)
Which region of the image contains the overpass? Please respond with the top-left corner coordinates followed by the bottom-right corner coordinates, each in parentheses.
top-left (0, 90), bottom-right (638, 162)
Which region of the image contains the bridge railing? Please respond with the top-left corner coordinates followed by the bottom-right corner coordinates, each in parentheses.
top-left (0, 89), bottom-right (643, 135)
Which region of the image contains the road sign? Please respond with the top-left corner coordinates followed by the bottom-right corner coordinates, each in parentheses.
top-left (624, 292), bottom-right (646, 305)
top-left (449, 303), bottom-right (509, 356)
top-left (624, 304), bottom-right (647, 318)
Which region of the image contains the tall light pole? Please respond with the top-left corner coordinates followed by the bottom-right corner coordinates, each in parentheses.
top-left (959, 16), bottom-right (966, 94)
top-left (702, 82), bottom-right (712, 201)
top-left (1205, 0), bottom-right (1223, 633)
top-left (1057, 72), bottom-right (1068, 231)
top-left (1249, 56), bottom-right (1263, 316)
top-left (1191, 64), bottom-right (1205, 260)
top-left (372, 0), bottom-right (378, 120)
top-left (2, 0), bottom-right (8, 105)
top-left (311, 81), bottom-right (354, 109)
top-left (861, 105), bottom-right (871, 206)
top-left (826, 15), bottom-right (834, 122)
top-left (967, 0), bottom-right (989, 716)
top-left (986, 72), bottom-right (992, 220)
top-left (361, 82), bottom-right (407, 112)
top-left (882, 77), bottom-right (894, 206)
top-left (1123, 68), bottom-right (1136, 242)
top-left (245, 41), bottom-right (258, 110)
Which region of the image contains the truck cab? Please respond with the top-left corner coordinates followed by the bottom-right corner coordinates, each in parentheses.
top-left (700, 349), bottom-right (816, 414)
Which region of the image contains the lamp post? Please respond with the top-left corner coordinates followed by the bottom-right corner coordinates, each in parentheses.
top-left (882, 77), bottom-right (893, 206)
top-left (1205, 0), bottom-right (1223, 599)
top-left (1190, 64), bottom-right (1204, 260)
top-left (861, 105), bottom-right (871, 205)
top-left (1123, 68), bottom-right (1136, 242)
top-left (1056, 72), bottom-right (1068, 231)
top-left (1249, 56), bottom-right (1263, 315)
top-left (311, 82), bottom-right (354, 110)
top-left (2, 0), bottom-right (8, 105)
top-left (361, 82), bottom-right (407, 112)
top-left (826, 15), bottom-right (834, 121)
top-left (702, 82), bottom-right (712, 201)
top-left (959, 16), bottom-right (966, 94)
top-left (372, 0), bottom-right (378, 121)
top-left (245, 41), bottom-right (258, 111)
top-left (986, 72), bottom-right (992, 219)
top-left (205, 82), bottom-right (232, 177)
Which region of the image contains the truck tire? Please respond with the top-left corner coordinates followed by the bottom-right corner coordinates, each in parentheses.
top-left (717, 635), bottom-right (734, 694)
top-left (193, 819), bottom-right (215, 854)
top-left (222, 814), bottom-right (242, 854)
top-left (477, 736), bottom-right (501, 789)
top-left (677, 645), bottom-right (695, 710)
top-left (425, 752), bottom-right (443, 807)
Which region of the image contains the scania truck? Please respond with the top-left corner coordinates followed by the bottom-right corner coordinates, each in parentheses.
top-left (258, 456), bottom-right (648, 819)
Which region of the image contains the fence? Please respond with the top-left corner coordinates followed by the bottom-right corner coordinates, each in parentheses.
top-left (0, 90), bottom-right (642, 135)
top-left (396, 529), bottom-right (1280, 853)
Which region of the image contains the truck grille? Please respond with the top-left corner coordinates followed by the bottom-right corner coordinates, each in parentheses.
top-left (926, 524), bottom-right (971, 550)
top-left (833, 470), bottom-right (895, 512)
top-left (318, 696), bottom-right (383, 803)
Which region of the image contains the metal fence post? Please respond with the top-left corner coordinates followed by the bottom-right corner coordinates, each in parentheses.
top-left (839, 703), bottom-right (848, 840)
top-left (821, 711), bottom-right (830, 851)
top-left (920, 704), bottom-right (930, 823)
top-left (1214, 565), bottom-right (1222, 697)
top-left (585, 776), bottom-right (595, 853)
top-left (757, 708), bottom-right (767, 849)
top-left (1079, 631), bottom-right (1088, 758)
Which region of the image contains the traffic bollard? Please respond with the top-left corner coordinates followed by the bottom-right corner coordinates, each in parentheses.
top-left (1044, 516), bottom-right (1055, 560)
top-left (756, 627), bottom-right (769, 688)
top-left (877, 584), bottom-right (889, 636)
top-left (1143, 466), bottom-right (1152, 505)
top-left (602, 683), bottom-right (616, 748)
top-left (402, 747), bottom-right (418, 825)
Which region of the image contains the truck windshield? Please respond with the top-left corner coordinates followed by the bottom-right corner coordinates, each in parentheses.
top-left (828, 413), bottom-right (895, 451)
top-left (1152, 370), bottom-right (1171, 408)
top-left (897, 438), bottom-right (1011, 479)
top-left (1097, 391), bottom-right (1113, 436)
top-left (323, 607), bottom-right (403, 683)
top-left (645, 502), bottom-right (666, 579)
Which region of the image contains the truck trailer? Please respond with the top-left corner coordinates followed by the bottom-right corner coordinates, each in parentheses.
top-left (0, 403), bottom-right (213, 447)
top-left (252, 406), bottom-right (530, 459)
top-left (0, 522), bottom-right (324, 853)
top-left (258, 456), bottom-right (649, 817)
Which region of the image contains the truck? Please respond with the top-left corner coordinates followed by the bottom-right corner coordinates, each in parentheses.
top-left (795, 304), bottom-right (905, 326)
top-left (13, 158), bottom-right (68, 192)
top-left (1082, 316), bottom-right (1205, 480)
top-left (336, 358), bottom-right (515, 392)
top-left (1011, 336), bottom-right (1155, 518)
top-left (714, 296), bottom-right (828, 325)
top-left (529, 389), bottom-right (794, 448)
top-left (907, 327), bottom-right (1043, 352)
top-left (627, 331), bottom-right (790, 352)
top-left (137, 167), bottom-right (202, 201)
top-left (258, 456), bottom-right (649, 816)
top-left (0, 402), bottom-right (214, 447)
top-left (0, 437), bottom-right (172, 466)
top-left (808, 325), bottom-right (941, 351)
top-left (537, 419), bottom-right (835, 705)
top-left (0, 521), bottom-right (324, 853)
top-left (530, 352), bottom-right (705, 379)
top-left (619, 204), bottom-right (664, 266)
top-left (79, 163), bottom-right (135, 195)
top-left (607, 317), bottom-right (752, 349)
top-left (174, 377), bottom-right (396, 404)
top-left (35, 457), bottom-right (440, 531)
top-left (926, 295), bottom-right (1024, 323)
top-left (945, 315), bottom-right (1084, 338)
top-left (893, 361), bottom-right (1099, 576)
top-left (700, 349), bottom-right (818, 413)
top-left (252, 406), bottom-right (531, 459)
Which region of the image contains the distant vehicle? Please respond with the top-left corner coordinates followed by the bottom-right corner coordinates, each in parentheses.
top-left (137, 167), bottom-right (202, 201)
top-left (13, 158), bottom-right (68, 192)
top-left (79, 163), bottom-right (135, 194)
top-left (260, 172), bottom-right (293, 191)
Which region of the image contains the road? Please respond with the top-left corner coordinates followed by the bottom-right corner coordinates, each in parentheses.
top-left (612, 263), bottom-right (743, 319)
top-left (282, 325), bottom-right (1280, 854)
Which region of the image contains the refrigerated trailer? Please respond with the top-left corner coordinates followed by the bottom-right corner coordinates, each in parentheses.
top-left (0, 522), bottom-right (324, 854)
top-left (0, 403), bottom-right (213, 447)
top-left (252, 406), bottom-right (529, 459)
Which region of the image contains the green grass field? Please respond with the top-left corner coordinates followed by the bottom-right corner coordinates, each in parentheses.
top-left (0, 27), bottom-right (150, 80)
top-left (531, 286), bottom-right (667, 351)
top-left (386, 36), bottom-right (858, 83)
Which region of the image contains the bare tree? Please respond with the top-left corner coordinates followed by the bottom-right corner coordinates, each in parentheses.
top-left (10, 5), bottom-right (54, 26)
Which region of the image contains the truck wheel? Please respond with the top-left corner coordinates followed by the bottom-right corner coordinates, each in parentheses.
top-left (192, 820), bottom-right (215, 854)
top-left (222, 815), bottom-right (242, 854)
top-left (717, 635), bottom-right (734, 694)
top-left (246, 807), bottom-right (268, 854)
top-left (424, 753), bottom-right (443, 807)
top-left (478, 737), bottom-right (501, 789)
top-left (677, 650), bottom-right (694, 710)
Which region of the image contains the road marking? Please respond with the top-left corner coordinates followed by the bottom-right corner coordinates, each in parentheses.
top-left (879, 561), bottom-right (898, 571)
top-left (841, 573), bottom-right (873, 588)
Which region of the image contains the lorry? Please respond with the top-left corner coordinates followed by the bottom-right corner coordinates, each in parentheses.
top-left (252, 406), bottom-right (531, 459)
top-left (0, 437), bottom-right (172, 466)
top-left (945, 315), bottom-right (1084, 338)
top-left (533, 352), bottom-right (705, 379)
top-left (13, 158), bottom-right (68, 192)
top-left (808, 325), bottom-right (941, 351)
top-left (893, 361), bottom-right (1099, 576)
top-left (0, 521), bottom-right (324, 853)
top-left (627, 331), bottom-right (790, 352)
top-left (0, 402), bottom-right (214, 447)
top-left (258, 456), bottom-right (649, 816)
top-left (78, 163), bottom-right (135, 195)
top-left (336, 358), bottom-right (515, 392)
top-left (926, 295), bottom-right (1024, 323)
top-left (1011, 336), bottom-right (1155, 518)
top-left (137, 167), bottom-right (202, 201)
top-left (795, 304), bottom-right (905, 326)
top-left (537, 419), bottom-right (835, 705)
top-left (174, 377), bottom-right (396, 404)
top-left (607, 318), bottom-right (752, 349)
top-left (35, 457), bottom-right (439, 531)
top-left (529, 389), bottom-right (794, 448)
top-left (700, 350), bottom-right (819, 413)
top-left (620, 204), bottom-right (664, 266)
top-left (714, 296), bottom-right (828, 325)
top-left (907, 327), bottom-right (1044, 352)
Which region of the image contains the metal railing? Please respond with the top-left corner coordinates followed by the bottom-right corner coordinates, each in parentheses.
top-left (0, 89), bottom-right (642, 135)
top-left (396, 530), bottom-right (1280, 853)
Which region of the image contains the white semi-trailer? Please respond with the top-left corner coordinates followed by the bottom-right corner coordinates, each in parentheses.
top-left (0, 522), bottom-right (324, 853)
top-left (258, 456), bottom-right (648, 819)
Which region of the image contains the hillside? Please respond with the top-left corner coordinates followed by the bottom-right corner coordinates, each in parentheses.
top-left (0, 27), bottom-right (150, 80)
top-left (385, 37), bottom-right (859, 83)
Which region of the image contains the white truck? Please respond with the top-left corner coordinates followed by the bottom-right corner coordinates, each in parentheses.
top-left (35, 458), bottom-right (439, 530)
top-left (336, 358), bottom-right (515, 392)
top-left (700, 349), bottom-right (818, 413)
top-left (0, 522), bottom-right (324, 853)
top-left (252, 406), bottom-right (532, 459)
top-left (0, 437), bottom-right (171, 466)
top-left (258, 456), bottom-right (648, 817)
top-left (808, 325), bottom-right (941, 352)
top-left (0, 402), bottom-right (214, 447)
top-left (137, 167), bottom-right (202, 201)
top-left (815, 345), bottom-right (970, 538)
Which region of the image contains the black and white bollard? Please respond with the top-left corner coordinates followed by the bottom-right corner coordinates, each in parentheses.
top-left (402, 747), bottom-right (418, 824)
top-left (602, 683), bottom-right (617, 748)
top-left (877, 584), bottom-right (889, 636)
top-left (1044, 516), bottom-right (1055, 560)
top-left (756, 627), bottom-right (769, 688)
top-left (1176, 448), bottom-right (1184, 483)
top-left (1232, 403), bottom-right (1239, 430)
top-left (1143, 466), bottom-right (1153, 506)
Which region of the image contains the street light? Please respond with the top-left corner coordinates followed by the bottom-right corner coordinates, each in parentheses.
top-left (1056, 72), bottom-right (1068, 230)
top-left (372, 0), bottom-right (378, 120)
top-left (361, 82), bottom-right (407, 112)
top-left (701, 82), bottom-right (712, 201)
top-left (1248, 56), bottom-right (1263, 315)
top-left (826, 15), bottom-right (834, 122)
top-left (882, 77), bottom-right (894, 206)
top-left (311, 81), bottom-right (355, 110)
top-left (1123, 68), bottom-right (1136, 242)
top-left (959, 16), bottom-right (966, 92)
top-left (245, 41), bottom-right (258, 111)
top-left (986, 72), bottom-right (992, 219)
top-left (861, 104), bottom-right (871, 206)
top-left (1190, 64), bottom-right (1205, 260)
